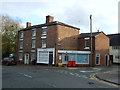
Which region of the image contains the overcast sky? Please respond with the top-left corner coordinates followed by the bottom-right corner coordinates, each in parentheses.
top-left (0, 0), bottom-right (119, 34)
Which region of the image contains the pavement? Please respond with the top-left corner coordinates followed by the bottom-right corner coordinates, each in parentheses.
top-left (95, 70), bottom-right (120, 85)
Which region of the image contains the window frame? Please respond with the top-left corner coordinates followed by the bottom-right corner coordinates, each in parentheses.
top-left (20, 31), bottom-right (24, 39)
top-left (32, 28), bottom-right (36, 37)
top-left (41, 39), bottom-right (46, 48)
top-left (32, 40), bottom-right (36, 48)
top-left (96, 54), bottom-right (100, 65)
top-left (41, 27), bottom-right (47, 35)
top-left (20, 41), bottom-right (23, 49)
top-left (84, 38), bottom-right (90, 49)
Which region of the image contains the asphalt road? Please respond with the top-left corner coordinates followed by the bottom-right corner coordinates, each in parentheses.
top-left (2, 65), bottom-right (119, 88)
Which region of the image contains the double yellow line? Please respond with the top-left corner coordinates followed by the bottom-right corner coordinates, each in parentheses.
top-left (90, 73), bottom-right (120, 87)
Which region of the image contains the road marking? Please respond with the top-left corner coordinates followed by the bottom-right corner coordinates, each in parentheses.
top-left (80, 71), bottom-right (94, 73)
top-left (90, 73), bottom-right (119, 87)
top-left (24, 74), bottom-right (32, 78)
top-left (93, 68), bottom-right (101, 71)
top-left (69, 72), bottom-right (74, 75)
top-left (19, 73), bottom-right (32, 78)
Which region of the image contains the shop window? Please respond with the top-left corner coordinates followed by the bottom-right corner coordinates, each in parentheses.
top-left (77, 54), bottom-right (89, 64)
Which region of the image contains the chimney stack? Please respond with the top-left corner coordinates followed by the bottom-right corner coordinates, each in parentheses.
top-left (26, 22), bottom-right (31, 28)
top-left (46, 15), bottom-right (54, 23)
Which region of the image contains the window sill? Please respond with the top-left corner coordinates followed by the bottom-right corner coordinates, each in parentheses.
top-left (84, 47), bottom-right (90, 49)
top-left (42, 34), bottom-right (47, 36)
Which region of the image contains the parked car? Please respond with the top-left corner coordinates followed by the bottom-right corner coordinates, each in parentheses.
top-left (2, 57), bottom-right (17, 66)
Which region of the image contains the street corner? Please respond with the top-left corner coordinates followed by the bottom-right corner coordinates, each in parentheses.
top-left (90, 71), bottom-right (120, 87)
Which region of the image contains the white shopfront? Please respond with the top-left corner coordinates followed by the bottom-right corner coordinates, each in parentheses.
top-left (37, 48), bottom-right (55, 65)
top-left (58, 50), bottom-right (91, 64)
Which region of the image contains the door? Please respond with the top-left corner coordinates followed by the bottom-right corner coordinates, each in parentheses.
top-left (49, 52), bottom-right (53, 65)
top-left (105, 55), bottom-right (109, 66)
top-left (24, 53), bottom-right (29, 64)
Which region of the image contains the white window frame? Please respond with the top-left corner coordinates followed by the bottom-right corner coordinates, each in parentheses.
top-left (32, 40), bottom-right (36, 48)
top-left (84, 38), bottom-right (90, 49)
top-left (42, 39), bottom-right (46, 48)
top-left (20, 41), bottom-right (23, 49)
top-left (32, 28), bottom-right (36, 37)
top-left (20, 31), bottom-right (23, 39)
top-left (96, 54), bottom-right (100, 65)
top-left (41, 26), bottom-right (47, 35)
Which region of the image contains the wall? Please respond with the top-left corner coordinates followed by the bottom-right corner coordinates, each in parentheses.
top-left (95, 33), bottom-right (109, 66)
top-left (56, 25), bottom-right (79, 50)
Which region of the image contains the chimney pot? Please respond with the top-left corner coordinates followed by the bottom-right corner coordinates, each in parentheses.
top-left (46, 15), bottom-right (54, 23)
top-left (26, 22), bottom-right (31, 28)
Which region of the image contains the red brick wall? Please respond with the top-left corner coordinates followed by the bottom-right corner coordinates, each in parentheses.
top-left (56, 25), bottom-right (79, 50)
top-left (46, 25), bottom-right (57, 48)
top-left (95, 33), bottom-right (109, 66)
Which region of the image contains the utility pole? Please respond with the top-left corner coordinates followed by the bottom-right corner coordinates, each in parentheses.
top-left (90, 14), bottom-right (93, 67)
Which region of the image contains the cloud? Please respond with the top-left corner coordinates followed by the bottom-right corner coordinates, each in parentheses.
top-left (0, 0), bottom-right (119, 34)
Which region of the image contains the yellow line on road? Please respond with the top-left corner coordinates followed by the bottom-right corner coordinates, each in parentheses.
top-left (90, 73), bottom-right (120, 87)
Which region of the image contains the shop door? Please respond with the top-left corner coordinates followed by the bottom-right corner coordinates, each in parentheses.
top-left (49, 52), bottom-right (53, 65)
top-left (105, 55), bottom-right (109, 66)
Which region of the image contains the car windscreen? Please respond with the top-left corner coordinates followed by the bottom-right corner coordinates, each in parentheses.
top-left (3, 58), bottom-right (14, 60)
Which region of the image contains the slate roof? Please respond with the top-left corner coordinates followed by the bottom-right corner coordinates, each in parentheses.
top-left (19, 21), bottom-right (80, 32)
top-left (107, 33), bottom-right (120, 46)
top-left (78, 32), bottom-right (103, 38)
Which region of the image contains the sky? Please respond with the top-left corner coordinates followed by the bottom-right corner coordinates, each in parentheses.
top-left (0, 0), bottom-right (119, 34)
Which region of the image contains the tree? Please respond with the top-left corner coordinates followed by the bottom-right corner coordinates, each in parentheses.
top-left (0, 15), bottom-right (23, 58)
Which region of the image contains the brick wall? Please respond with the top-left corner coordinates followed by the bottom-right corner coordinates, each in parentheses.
top-left (95, 33), bottom-right (109, 66)
top-left (56, 25), bottom-right (79, 50)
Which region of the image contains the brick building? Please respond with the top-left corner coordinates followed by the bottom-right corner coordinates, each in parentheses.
top-left (78, 32), bottom-right (109, 66)
top-left (17, 15), bottom-right (109, 66)
top-left (107, 33), bottom-right (120, 64)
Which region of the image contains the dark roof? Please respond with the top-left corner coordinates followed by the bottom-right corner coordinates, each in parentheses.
top-left (107, 33), bottom-right (120, 46)
top-left (19, 21), bottom-right (80, 32)
top-left (78, 32), bottom-right (103, 38)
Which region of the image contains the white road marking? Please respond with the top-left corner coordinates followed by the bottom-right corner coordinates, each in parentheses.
top-left (74, 73), bottom-right (79, 76)
top-left (24, 74), bottom-right (32, 78)
top-left (69, 73), bottom-right (74, 75)
top-left (93, 68), bottom-right (101, 70)
top-left (19, 73), bottom-right (32, 78)
top-left (80, 71), bottom-right (94, 73)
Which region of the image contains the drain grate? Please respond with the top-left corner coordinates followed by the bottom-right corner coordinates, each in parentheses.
top-left (88, 82), bottom-right (94, 85)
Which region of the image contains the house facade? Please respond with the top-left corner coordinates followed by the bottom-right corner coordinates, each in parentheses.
top-left (107, 33), bottom-right (120, 64)
top-left (78, 32), bottom-right (110, 66)
top-left (17, 15), bottom-right (110, 66)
